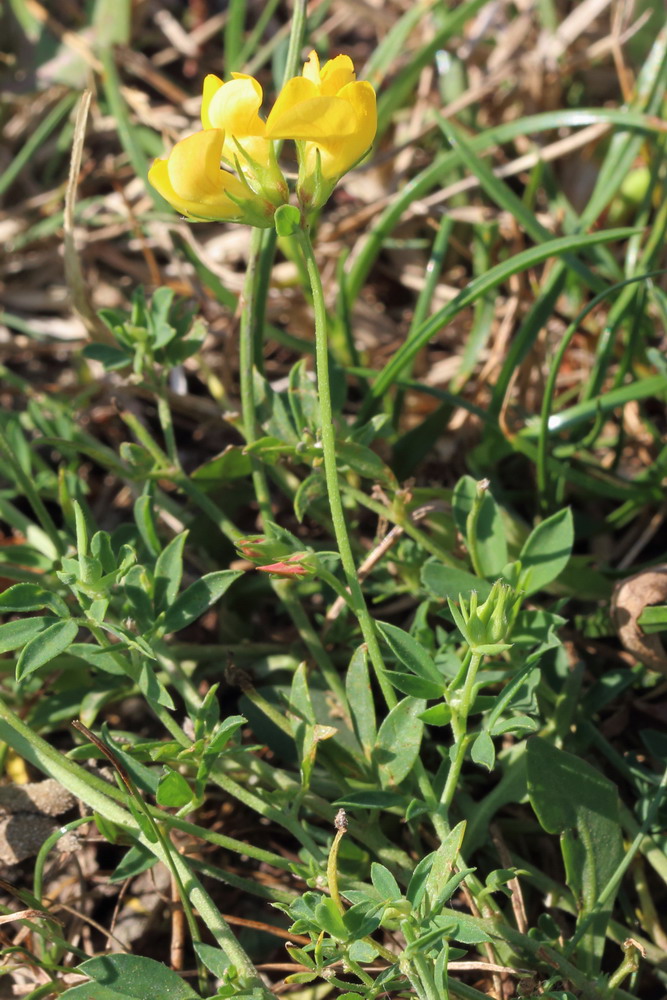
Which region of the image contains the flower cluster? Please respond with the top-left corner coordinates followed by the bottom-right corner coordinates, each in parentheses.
top-left (149, 51), bottom-right (377, 226)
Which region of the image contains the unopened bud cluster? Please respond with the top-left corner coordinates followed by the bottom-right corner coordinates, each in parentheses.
top-left (448, 580), bottom-right (521, 654)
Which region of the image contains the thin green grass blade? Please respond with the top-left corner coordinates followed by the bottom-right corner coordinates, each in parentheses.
top-left (360, 227), bottom-right (641, 415)
top-left (535, 272), bottom-right (665, 510)
top-left (224, 0), bottom-right (247, 74)
top-left (0, 93), bottom-right (76, 199)
top-left (347, 107), bottom-right (667, 301)
top-left (376, 0), bottom-right (489, 135)
top-left (364, 0), bottom-right (434, 85)
top-left (436, 115), bottom-right (607, 292)
top-left (393, 214), bottom-right (453, 421)
top-left (527, 373), bottom-right (667, 440)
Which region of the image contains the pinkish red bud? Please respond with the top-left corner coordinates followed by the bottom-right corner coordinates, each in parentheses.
top-left (236, 536), bottom-right (269, 561)
top-left (256, 553), bottom-right (311, 578)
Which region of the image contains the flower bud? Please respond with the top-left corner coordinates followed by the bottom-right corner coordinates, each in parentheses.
top-left (256, 552), bottom-right (313, 578)
top-left (448, 581), bottom-right (521, 652)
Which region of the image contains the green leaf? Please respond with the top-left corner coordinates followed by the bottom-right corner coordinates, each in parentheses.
top-left (452, 475), bottom-right (508, 577)
top-left (288, 359), bottom-right (320, 434)
top-left (128, 800), bottom-right (158, 843)
top-left (636, 603), bottom-right (667, 634)
top-left (207, 715), bottom-right (246, 755)
top-left (0, 616), bottom-right (57, 654)
top-left (59, 984), bottom-right (131, 1000)
top-left (288, 661), bottom-right (316, 724)
top-left (156, 769), bottom-right (192, 808)
top-left (345, 645), bottom-right (376, 756)
top-left (134, 494), bottom-right (161, 558)
top-left (526, 737), bottom-right (623, 969)
top-left (82, 344), bottom-right (132, 372)
top-left (406, 852), bottom-right (435, 907)
top-left (68, 643), bottom-right (127, 676)
top-left (137, 660), bottom-right (175, 710)
top-left (419, 703), bottom-right (452, 726)
top-left (16, 620), bottom-right (78, 680)
top-left (519, 508), bottom-right (574, 595)
top-left (421, 560), bottom-right (493, 601)
top-left (110, 843), bottom-right (158, 883)
top-left (386, 671), bottom-right (443, 700)
top-left (490, 715), bottom-right (538, 737)
top-left (314, 897), bottom-right (348, 940)
top-left (378, 621), bottom-right (442, 684)
top-left (153, 531), bottom-right (187, 614)
top-left (161, 571), bottom-right (241, 633)
top-left (76, 954), bottom-right (201, 1000)
top-left (190, 448), bottom-right (252, 486)
top-left (294, 471), bottom-right (327, 522)
top-left (430, 910), bottom-right (493, 945)
top-left (333, 790), bottom-right (405, 810)
top-left (432, 868), bottom-right (477, 909)
top-left (274, 203), bottom-right (301, 236)
top-left (424, 820), bottom-right (466, 910)
top-left (0, 583), bottom-right (69, 617)
top-left (0, 544), bottom-right (54, 571)
top-left (347, 941), bottom-right (378, 964)
top-left (337, 440), bottom-right (397, 488)
top-left (471, 731), bottom-right (495, 771)
top-left (123, 565), bottom-right (154, 631)
top-left (193, 942), bottom-right (230, 979)
top-left (342, 899), bottom-right (383, 939)
top-left (370, 863), bottom-right (402, 902)
top-left (374, 697), bottom-right (425, 788)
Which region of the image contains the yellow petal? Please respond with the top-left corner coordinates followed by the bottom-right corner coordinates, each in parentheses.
top-left (206, 74), bottom-right (266, 137)
top-left (201, 74), bottom-right (223, 130)
top-left (302, 50), bottom-right (321, 85)
top-left (319, 54), bottom-right (356, 96)
top-left (265, 76), bottom-right (320, 135)
top-left (337, 78), bottom-right (377, 149)
top-left (223, 135), bottom-right (272, 168)
top-left (167, 129), bottom-right (225, 199)
top-left (304, 81), bottom-right (377, 178)
top-left (148, 158), bottom-right (210, 219)
top-left (266, 93), bottom-right (357, 143)
top-left (149, 131), bottom-right (247, 220)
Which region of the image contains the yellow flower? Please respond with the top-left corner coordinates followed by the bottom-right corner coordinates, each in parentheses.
top-left (201, 72), bottom-right (271, 169)
top-left (265, 50), bottom-right (377, 206)
top-left (148, 129), bottom-right (273, 225)
top-left (199, 72), bottom-right (288, 205)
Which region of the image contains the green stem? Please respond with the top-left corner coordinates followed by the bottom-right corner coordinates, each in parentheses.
top-left (239, 227), bottom-right (274, 524)
top-left (156, 387), bottom-right (179, 466)
top-left (441, 652), bottom-right (482, 812)
top-left (326, 824), bottom-right (346, 914)
top-left (402, 924), bottom-right (441, 1000)
top-left (33, 816), bottom-right (92, 903)
top-left (280, 0), bottom-right (308, 86)
top-left (295, 226), bottom-right (394, 709)
top-left (0, 698), bottom-right (270, 995)
top-left (414, 953), bottom-right (444, 1000)
top-left (466, 485), bottom-right (489, 578)
top-left (440, 734), bottom-right (473, 813)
